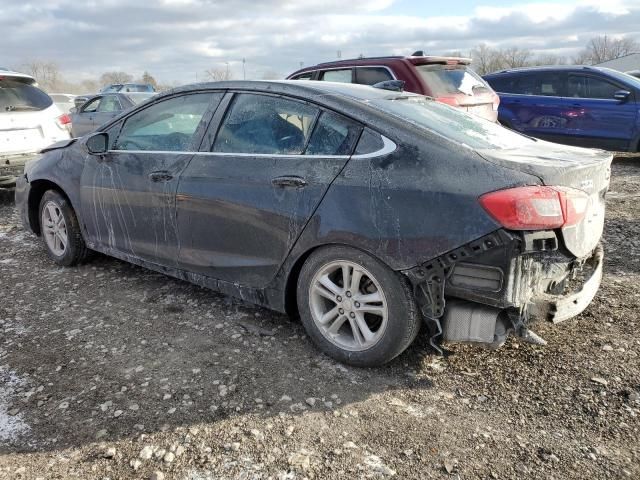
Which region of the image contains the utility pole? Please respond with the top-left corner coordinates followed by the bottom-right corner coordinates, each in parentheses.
top-left (225, 61), bottom-right (229, 80)
top-left (337, 50), bottom-right (342, 59)
top-left (242, 58), bottom-right (246, 80)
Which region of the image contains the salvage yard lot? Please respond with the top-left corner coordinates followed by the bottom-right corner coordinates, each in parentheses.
top-left (0, 162), bottom-right (639, 479)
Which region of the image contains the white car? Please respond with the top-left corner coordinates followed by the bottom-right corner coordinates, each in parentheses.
top-left (1, 69), bottom-right (71, 187)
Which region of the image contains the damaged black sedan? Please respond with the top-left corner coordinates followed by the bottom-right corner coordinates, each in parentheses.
top-left (15, 81), bottom-right (611, 366)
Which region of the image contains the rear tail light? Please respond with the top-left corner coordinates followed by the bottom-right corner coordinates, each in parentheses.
top-left (56, 113), bottom-right (72, 130)
top-left (479, 186), bottom-right (588, 230)
top-left (436, 96), bottom-right (460, 107)
top-left (492, 95), bottom-right (500, 111)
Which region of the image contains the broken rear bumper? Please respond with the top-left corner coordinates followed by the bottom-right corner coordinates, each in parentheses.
top-left (402, 230), bottom-right (604, 346)
top-left (529, 244), bottom-right (603, 323)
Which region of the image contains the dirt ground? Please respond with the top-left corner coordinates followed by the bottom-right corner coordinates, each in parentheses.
top-left (0, 161), bottom-right (638, 480)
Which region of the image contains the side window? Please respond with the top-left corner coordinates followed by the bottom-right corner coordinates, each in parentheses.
top-left (487, 76), bottom-right (515, 94)
top-left (569, 75), bottom-right (619, 99)
top-left (354, 128), bottom-right (385, 155)
top-left (292, 72), bottom-right (314, 80)
top-left (97, 95), bottom-right (122, 113)
top-left (213, 93), bottom-right (318, 154)
top-left (319, 69), bottom-right (352, 83)
top-left (82, 98), bottom-right (100, 113)
top-left (306, 111), bottom-right (362, 155)
top-left (355, 67), bottom-right (393, 85)
top-left (513, 73), bottom-right (564, 96)
top-left (113, 93), bottom-right (215, 152)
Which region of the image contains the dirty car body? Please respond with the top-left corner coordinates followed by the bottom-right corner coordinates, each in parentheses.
top-left (15, 80), bottom-right (611, 364)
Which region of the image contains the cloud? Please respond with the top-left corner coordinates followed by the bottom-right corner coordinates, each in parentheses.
top-left (3, 0), bottom-right (640, 84)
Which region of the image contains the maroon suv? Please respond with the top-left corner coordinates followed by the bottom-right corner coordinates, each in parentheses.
top-left (287, 52), bottom-right (500, 122)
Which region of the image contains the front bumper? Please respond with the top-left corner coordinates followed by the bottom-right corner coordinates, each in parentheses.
top-left (14, 173), bottom-right (33, 233)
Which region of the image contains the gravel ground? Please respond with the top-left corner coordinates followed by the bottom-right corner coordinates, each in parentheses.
top-left (0, 161), bottom-right (639, 480)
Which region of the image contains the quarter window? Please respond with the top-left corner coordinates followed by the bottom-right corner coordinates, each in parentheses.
top-left (355, 67), bottom-right (393, 85)
top-left (354, 128), bottom-right (385, 155)
top-left (319, 69), bottom-right (352, 83)
top-left (214, 93), bottom-right (318, 154)
top-left (306, 111), bottom-right (362, 155)
top-left (113, 93), bottom-right (216, 152)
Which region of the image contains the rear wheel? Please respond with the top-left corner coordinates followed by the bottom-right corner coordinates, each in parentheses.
top-left (39, 190), bottom-right (90, 266)
top-left (297, 246), bottom-right (420, 367)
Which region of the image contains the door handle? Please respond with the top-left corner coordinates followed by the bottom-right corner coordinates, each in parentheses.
top-left (149, 171), bottom-right (174, 182)
top-left (271, 175), bottom-right (307, 188)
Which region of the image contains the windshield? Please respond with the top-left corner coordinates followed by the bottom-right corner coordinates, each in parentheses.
top-left (0, 78), bottom-right (53, 112)
top-left (416, 65), bottom-right (490, 97)
top-left (600, 68), bottom-right (640, 89)
top-left (369, 95), bottom-right (533, 150)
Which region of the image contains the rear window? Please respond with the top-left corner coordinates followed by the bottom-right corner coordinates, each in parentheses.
top-left (0, 78), bottom-right (52, 112)
top-left (369, 95), bottom-right (533, 150)
top-left (416, 65), bottom-right (490, 97)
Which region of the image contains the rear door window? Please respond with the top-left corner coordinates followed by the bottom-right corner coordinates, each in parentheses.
top-left (486, 76), bottom-right (516, 94)
top-left (416, 65), bottom-right (490, 96)
top-left (113, 93), bottom-right (217, 152)
top-left (213, 93), bottom-right (319, 154)
top-left (355, 67), bottom-right (393, 85)
top-left (568, 74), bottom-right (620, 99)
top-left (0, 78), bottom-right (52, 112)
top-left (512, 72), bottom-right (566, 96)
top-left (306, 111), bottom-right (362, 155)
top-left (319, 69), bottom-right (353, 83)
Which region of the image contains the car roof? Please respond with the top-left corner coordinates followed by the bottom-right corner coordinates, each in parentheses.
top-left (163, 79), bottom-right (413, 103)
top-left (484, 65), bottom-right (613, 76)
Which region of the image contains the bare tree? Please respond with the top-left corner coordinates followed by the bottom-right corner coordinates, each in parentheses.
top-left (531, 53), bottom-right (567, 66)
top-left (99, 71), bottom-right (133, 86)
top-left (204, 67), bottom-right (233, 82)
top-left (139, 71), bottom-right (158, 89)
top-left (577, 35), bottom-right (640, 65)
top-left (470, 44), bottom-right (504, 75)
top-left (500, 47), bottom-right (533, 69)
top-left (19, 60), bottom-right (61, 91)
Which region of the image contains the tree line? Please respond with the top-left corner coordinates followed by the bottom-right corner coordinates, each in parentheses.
top-left (15, 34), bottom-right (640, 92)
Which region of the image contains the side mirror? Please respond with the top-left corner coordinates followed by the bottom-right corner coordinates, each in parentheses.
top-left (86, 132), bottom-right (108, 155)
top-left (614, 90), bottom-right (631, 101)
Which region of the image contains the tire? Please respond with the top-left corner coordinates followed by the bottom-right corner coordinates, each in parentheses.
top-left (297, 245), bottom-right (421, 367)
top-left (38, 190), bottom-right (90, 266)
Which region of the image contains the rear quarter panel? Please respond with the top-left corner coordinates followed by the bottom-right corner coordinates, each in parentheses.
top-left (280, 118), bottom-right (540, 273)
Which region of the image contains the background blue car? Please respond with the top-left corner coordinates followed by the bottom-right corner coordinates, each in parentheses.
top-left (484, 66), bottom-right (640, 152)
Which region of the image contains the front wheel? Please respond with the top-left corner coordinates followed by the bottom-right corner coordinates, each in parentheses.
top-left (39, 190), bottom-right (91, 266)
top-left (297, 246), bottom-right (421, 367)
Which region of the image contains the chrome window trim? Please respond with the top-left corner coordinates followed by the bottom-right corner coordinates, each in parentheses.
top-left (105, 135), bottom-right (396, 159)
top-left (351, 135), bottom-right (397, 159)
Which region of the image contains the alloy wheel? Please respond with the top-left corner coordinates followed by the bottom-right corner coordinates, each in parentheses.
top-left (309, 260), bottom-right (389, 352)
top-left (41, 200), bottom-right (68, 256)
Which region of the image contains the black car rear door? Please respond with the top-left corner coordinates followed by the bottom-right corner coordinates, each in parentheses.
top-left (175, 91), bottom-right (363, 287)
top-left (80, 92), bottom-right (223, 265)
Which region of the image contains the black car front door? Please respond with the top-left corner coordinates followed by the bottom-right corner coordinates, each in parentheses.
top-left (80, 92), bottom-right (222, 265)
top-left (175, 92), bottom-right (363, 287)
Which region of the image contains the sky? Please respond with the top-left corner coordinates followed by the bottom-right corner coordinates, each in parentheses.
top-left (2, 0), bottom-right (640, 85)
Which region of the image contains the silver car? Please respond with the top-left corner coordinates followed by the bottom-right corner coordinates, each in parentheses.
top-left (70, 92), bottom-right (154, 137)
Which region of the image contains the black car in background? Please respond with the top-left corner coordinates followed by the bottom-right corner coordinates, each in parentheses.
top-left (15, 81), bottom-right (611, 366)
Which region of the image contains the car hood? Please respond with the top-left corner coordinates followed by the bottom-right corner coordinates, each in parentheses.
top-left (40, 138), bottom-right (77, 153)
top-left (476, 142), bottom-right (613, 258)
